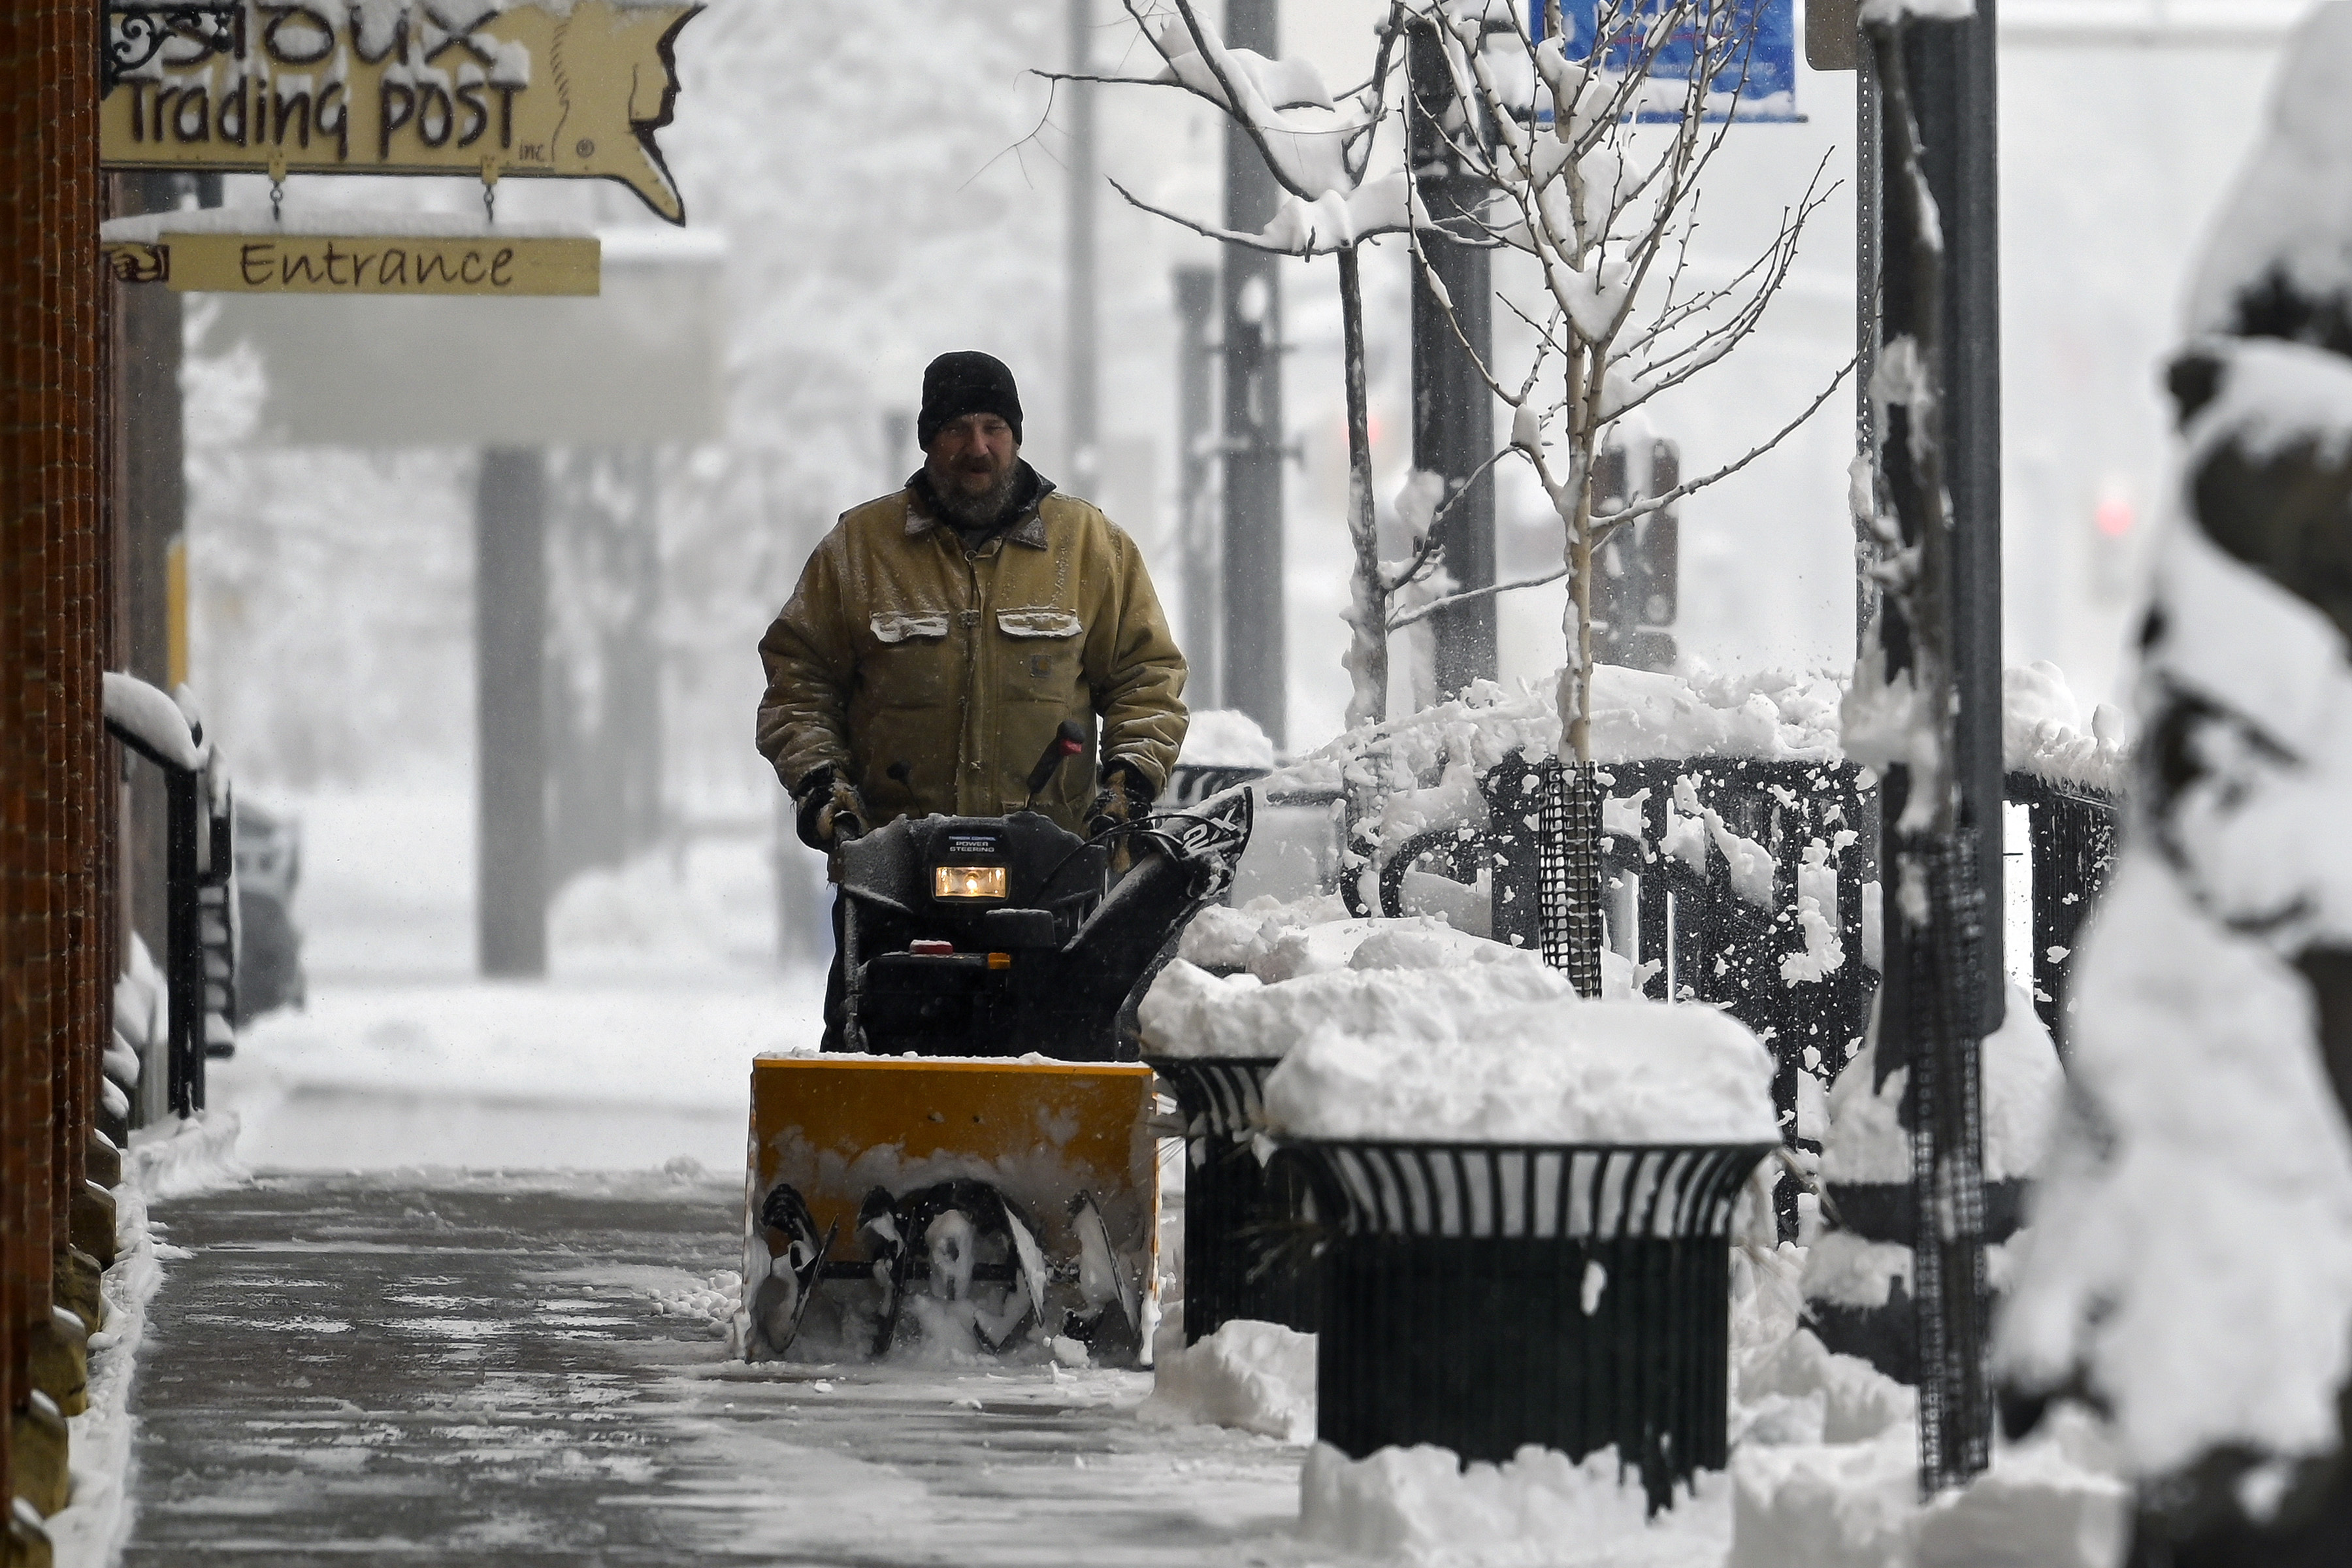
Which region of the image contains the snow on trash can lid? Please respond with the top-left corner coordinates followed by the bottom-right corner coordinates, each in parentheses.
top-left (1139, 953), bottom-right (1574, 1062)
top-left (1144, 917), bottom-right (1573, 1062)
top-left (1260, 995), bottom-right (1779, 1145)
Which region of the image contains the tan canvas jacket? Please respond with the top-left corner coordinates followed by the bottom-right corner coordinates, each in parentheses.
top-left (756, 483), bottom-right (1187, 835)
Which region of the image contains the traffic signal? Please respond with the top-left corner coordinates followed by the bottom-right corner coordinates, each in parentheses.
top-left (1593, 437), bottom-right (1680, 672)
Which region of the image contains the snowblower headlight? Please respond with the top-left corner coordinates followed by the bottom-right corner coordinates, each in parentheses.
top-left (933, 864), bottom-right (1008, 902)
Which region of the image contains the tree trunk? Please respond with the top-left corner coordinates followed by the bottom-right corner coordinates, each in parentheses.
top-left (1559, 348), bottom-right (1597, 765)
top-left (1339, 245), bottom-right (1386, 730)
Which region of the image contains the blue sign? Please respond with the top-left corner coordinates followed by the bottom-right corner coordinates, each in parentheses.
top-left (1529, 1), bottom-right (1798, 123)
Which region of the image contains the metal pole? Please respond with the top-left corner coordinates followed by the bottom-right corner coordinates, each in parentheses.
top-left (166, 770), bottom-right (202, 1115)
top-left (1855, 44), bottom-right (1883, 647)
top-left (1872, 0), bottom-right (2002, 1494)
top-left (1067, 0), bottom-right (1102, 499)
top-left (1407, 19), bottom-right (1496, 694)
top-left (1913, 5), bottom-right (2003, 1031)
top-left (476, 448), bottom-right (549, 977)
top-left (1221, 0), bottom-right (1286, 749)
top-left (1174, 265), bottom-right (1220, 704)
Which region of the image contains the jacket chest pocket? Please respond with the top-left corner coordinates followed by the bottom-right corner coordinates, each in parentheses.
top-left (863, 610), bottom-right (955, 708)
top-left (995, 608), bottom-right (1083, 704)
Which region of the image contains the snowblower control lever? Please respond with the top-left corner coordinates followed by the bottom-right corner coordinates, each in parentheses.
top-left (1022, 721), bottom-right (1087, 811)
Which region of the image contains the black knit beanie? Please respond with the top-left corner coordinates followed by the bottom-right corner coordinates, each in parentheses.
top-left (917, 351), bottom-right (1024, 449)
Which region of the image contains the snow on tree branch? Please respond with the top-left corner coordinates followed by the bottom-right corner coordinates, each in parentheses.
top-left (1104, 172), bottom-right (1421, 259)
top-left (1396, 0), bottom-right (1842, 764)
top-left (1083, 0), bottom-right (1429, 732)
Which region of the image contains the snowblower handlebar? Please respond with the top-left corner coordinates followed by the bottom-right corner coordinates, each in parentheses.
top-left (1022, 721), bottom-right (1088, 811)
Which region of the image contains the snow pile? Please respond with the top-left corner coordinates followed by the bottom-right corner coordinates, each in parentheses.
top-left (650, 1269), bottom-right (743, 1330)
top-left (125, 1110), bottom-right (248, 1200)
top-left (1146, 910), bottom-right (1578, 1062)
top-left (2002, 662), bottom-right (2129, 795)
top-left (1299, 1441), bottom-right (1721, 1566)
top-left (1256, 917), bottom-right (1433, 983)
top-left (1177, 892), bottom-right (1352, 973)
top-left (1737, 1330), bottom-right (1917, 1448)
top-left (1139, 1318), bottom-right (1316, 1443)
top-left (1265, 666), bottom-right (1843, 801)
top-left (1267, 681), bottom-right (1558, 798)
top-left (1261, 996), bottom-right (1777, 1145)
top-left (1179, 708), bottom-right (1277, 772)
top-left (1730, 1405), bottom-right (2128, 1568)
top-left (1727, 1328), bottom-right (2125, 1568)
top-left (1996, 852), bottom-right (2352, 1478)
top-left (1590, 666), bottom-right (1844, 766)
top-left (46, 1139), bottom-right (193, 1568)
top-left (1140, 951), bottom-right (1573, 1062)
top-left (1256, 912), bottom-right (1559, 986)
top-left (1819, 985), bottom-right (2067, 1187)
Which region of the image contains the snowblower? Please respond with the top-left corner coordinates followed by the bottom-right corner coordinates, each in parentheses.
top-left (743, 723), bottom-right (1252, 1367)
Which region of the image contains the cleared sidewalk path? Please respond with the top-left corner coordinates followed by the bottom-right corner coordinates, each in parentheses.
top-left (122, 1174), bottom-right (1307, 1566)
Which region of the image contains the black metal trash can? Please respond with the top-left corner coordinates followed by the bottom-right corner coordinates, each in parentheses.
top-left (1279, 1139), bottom-right (1772, 1512)
top-left (1149, 1056), bottom-right (1321, 1343)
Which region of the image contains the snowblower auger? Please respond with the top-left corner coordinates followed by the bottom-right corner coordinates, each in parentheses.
top-left (744, 1058), bottom-right (1158, 1364)
top-left (741, 736), bottom-right (1253, 1365)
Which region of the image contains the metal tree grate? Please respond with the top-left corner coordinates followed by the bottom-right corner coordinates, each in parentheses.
top-left (1539, 758), bottom-right (1606, 997)
top-left (1903, 826), bottom-right (1993, 1495)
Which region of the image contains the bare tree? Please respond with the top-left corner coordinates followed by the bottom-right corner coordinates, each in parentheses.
top-left (1052, 0), bottom-right (1422, 729)
top-left (1393, 0), bottom-right (1846, 768)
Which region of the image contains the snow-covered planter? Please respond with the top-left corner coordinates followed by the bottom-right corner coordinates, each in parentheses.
top-left (1141, 910), bottom-right (1573, 1341)
top-left (1252, 992), bottom-right (1780, 1512)
top-left (1145, 1047), bottom-right (1321, 1341)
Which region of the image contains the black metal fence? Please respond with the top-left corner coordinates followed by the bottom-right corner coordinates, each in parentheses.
top-left (2006, 773), bottom-right (2120, 1053)
top-left (1378, 753), bottom-right (1877, 1145)
top-left (1364, 751), bottom-right (2120, 1205)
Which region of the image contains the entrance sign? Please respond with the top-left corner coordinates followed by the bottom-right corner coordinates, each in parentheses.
top-left (1529, 1), bottom-right (1799, 123)
top-left (99, 1), bottom-right (702, 223)
top-left (192, 227), bottom-right (725, 445)
top-left (101, 214), bottom-right (600, 297)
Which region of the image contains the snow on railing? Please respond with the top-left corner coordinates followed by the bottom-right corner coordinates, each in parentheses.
top-left (101, 671), bottom-right (207, 774)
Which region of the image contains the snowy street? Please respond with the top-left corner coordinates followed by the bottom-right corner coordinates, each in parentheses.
top-left (122, 1174), bottom-right (1307, 1567)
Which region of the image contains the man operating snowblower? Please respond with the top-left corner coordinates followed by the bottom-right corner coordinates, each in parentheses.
top-left (756, 350), bottom-right (1190, 1051)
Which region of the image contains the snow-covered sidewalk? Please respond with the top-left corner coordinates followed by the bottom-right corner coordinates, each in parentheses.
top-left (116, 1172), bottom-right (1311, 1567)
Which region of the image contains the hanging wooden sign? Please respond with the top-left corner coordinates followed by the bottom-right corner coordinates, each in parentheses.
top-left (101, 216), bottom-right (600, 297)
top-left (99, 1), bottom-right (702, 224)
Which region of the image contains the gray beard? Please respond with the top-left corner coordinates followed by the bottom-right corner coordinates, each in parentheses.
top-left (927, 460), bottom-right (1022, 532)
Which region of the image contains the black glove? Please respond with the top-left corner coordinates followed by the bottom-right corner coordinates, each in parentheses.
top-left (792, 767), bottom-right (868, 851)
top-left (1085, 762), bottom-right (1153, 841)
